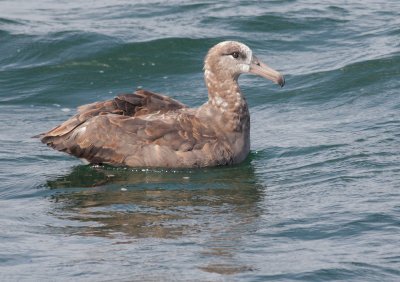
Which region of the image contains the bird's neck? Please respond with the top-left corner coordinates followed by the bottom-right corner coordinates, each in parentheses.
top-left (203, 70), bottom-right (250, 132)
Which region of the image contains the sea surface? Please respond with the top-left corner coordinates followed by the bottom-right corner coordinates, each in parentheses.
top-left (1, 0), bottom-right (400, 281)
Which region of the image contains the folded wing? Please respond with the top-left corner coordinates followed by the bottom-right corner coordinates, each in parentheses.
top-left (38, 89), bottom-right (187, 138)
top-left (38, 90), bottom-right (232, 167)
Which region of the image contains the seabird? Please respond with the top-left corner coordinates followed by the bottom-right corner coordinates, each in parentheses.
top-left (37, 41), bottom-right (285, 168)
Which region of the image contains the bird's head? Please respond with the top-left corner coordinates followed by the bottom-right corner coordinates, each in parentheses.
top-left (204, 41), bottom-right (285, 87)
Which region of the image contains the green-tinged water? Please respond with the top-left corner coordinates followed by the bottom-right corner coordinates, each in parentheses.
top-left (1, 1), bottom-right (400, 281)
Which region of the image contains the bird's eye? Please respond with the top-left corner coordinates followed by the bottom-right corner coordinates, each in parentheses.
top-left (231, 52), bottom-right (240, 59)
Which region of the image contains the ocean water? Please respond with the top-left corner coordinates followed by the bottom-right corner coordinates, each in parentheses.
top-left (1, 0), bottom-right (400, 281)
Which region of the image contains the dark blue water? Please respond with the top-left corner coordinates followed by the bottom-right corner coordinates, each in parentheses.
top-left (1, 1), bottom-right (400, 281)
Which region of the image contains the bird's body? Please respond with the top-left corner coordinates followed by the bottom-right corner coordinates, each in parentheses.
top-left (38, 41), bottom-right (284, 168)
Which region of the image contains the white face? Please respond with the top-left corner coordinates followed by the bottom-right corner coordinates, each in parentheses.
top-left (205, 41), bottom-right (285, 87)
top-left (215, 41), bottom-right (253, 76)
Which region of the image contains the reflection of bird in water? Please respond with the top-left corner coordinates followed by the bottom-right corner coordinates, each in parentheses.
top-left (37, 41), bottom-right (284, 168)
top-left (47, 163), bottom-right (263, 240)
top-left (47, 159), bottom-right (259, 190)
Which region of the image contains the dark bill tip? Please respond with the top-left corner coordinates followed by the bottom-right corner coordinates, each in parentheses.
top-left (278, 75), bottom-right (285, 87)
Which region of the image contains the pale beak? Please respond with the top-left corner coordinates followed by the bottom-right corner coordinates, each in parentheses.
top-left (249, 55), bottom-right (285, 87)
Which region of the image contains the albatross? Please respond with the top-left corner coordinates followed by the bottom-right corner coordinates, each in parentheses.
top-left (37, 41), bottom-right (285, 168)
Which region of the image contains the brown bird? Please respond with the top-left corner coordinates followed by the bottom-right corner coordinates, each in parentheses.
top-left (37, 41), bottom-right (285, 168)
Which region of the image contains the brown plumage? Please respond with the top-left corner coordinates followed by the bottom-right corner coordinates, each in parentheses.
top-left (37, 41), bottom-right (285, 168)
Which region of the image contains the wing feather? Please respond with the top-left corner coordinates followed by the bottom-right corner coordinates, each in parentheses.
top-left (37, 89), bottom-right (235, 167)
top-left (38, 89), bottom-right (187, 139)
top-left (42, 112), bottom-right (227, 167)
